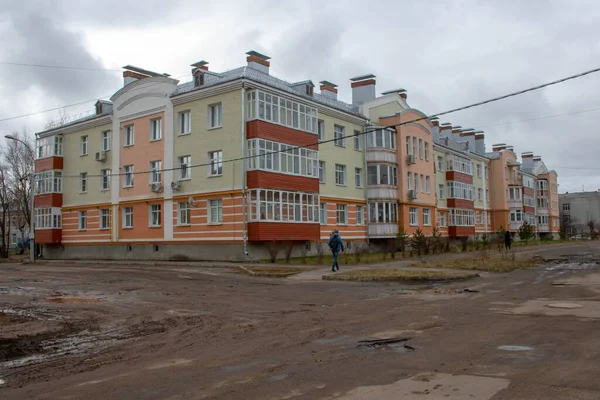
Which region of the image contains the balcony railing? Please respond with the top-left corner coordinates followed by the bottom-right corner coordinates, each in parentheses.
top-left (366, 149), bottom-right (397, 164)
top-left (367, 187), bottom-right (398, 200)
top-left (538, 224), bottom-right (550, 232)
top-left (368, 223), bottom-right (399, 238)
top-left (508, 200), bottom-right (522, 209)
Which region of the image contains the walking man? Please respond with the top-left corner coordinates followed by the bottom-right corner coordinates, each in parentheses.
top-left (328, 229), bottom-right (344, 272)
top-left (504, 229), bottom-right (512, 251)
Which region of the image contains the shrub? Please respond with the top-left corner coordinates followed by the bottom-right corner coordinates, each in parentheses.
top-left (315, 242), bottom-right (325, 264)
top-left (283, 241), bottom-right (294, 263)
top-left (266, 241), bottom-right (280, 263)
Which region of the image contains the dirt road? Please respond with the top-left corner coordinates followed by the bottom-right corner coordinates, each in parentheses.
top-left (2, 242), bottom-right (600, 399)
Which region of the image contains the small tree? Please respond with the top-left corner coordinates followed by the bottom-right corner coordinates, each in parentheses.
top-left (315, 242), bottom-right (326, 264)
top-left (588, 220), bottom-right (597, 240)
top-left (559, 217), bottom-right (574, 240)
top-left (266, 241), bottom-right (280, 263)
top-left (283, 241), bottom-right (294, 263)
top-left (518, 221), bottom-right (535, 244)
top-left (410, 228), bottom-right (428, 256)
top-left (430, 227), bottom-right (442, 254)
top-left (397, 226), bottom-right (409, 257)
top-left (496, 226), bottom-right (506, 252)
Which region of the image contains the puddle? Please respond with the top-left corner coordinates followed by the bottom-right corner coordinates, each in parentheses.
top-left (0, 378), bottom-right (5, 386)
top-left (46, 297), bottom-right (103, 303)
top-left (314, 335), bottom-right (349, 345)
top-left (221, 360), bottom-right (262, 372)
top-left (545, 263), bottom-right (598, 271)
top-left (498, 345), bottom-right (534, 351)
top-left (547, 303), bottom-right (583, 309)
top-left (268, 373), bottom-right (290, 382)
top-left (358, 337), bottom-right (415, 352)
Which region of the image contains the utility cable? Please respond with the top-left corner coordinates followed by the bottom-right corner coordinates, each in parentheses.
top-left (0, 61), bottom-right (123, 72)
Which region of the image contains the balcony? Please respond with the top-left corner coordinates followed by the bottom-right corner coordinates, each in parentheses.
top-left (508, 200), bottom-right (522, 209)
top-left (367, 187), bottom-right (398, 200)
top-left (538, 224), bottom-right (550, 233)
top-left (366, 149), bottom-right (397, 164)
top-left (509, 222), bottom-right (523, 231)
top-left (368, 223), bottom-right (399, 238)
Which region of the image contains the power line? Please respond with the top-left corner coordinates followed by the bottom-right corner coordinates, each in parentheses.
top-left (0, 61), bottom-right (122, 72)
top-left (472, 105), bottom-right (600, 130)
top-left (0, 73), bottom-right (192, 124)
top-left (53, 65), bottom-right (600, 179)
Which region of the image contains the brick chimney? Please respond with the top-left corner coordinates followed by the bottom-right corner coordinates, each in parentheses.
top-left (473, 131), bottom-right (485, 154)
top-left (319, 81), bottom-right (338, 100)
top-left (246, 50), bottom-right (270, 74)
top-left (381, 88), bottom-right (407, 99)
top-left (521, 152), bottom-right (534, 171)
top-left (350, 74), bottom-right (376, 106)
top-left (122, 65), bottom-right (166, 86)
top-left (492, 143), bottom-right (507, 152)
top-left (191, 61), bottom-right (209, 74)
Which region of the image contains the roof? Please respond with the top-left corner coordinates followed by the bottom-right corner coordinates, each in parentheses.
top-left (381, 88), bottom-right (406, 95)
top-left (122, 65), bottom-right (169, 77)
top-left (174, 66), bottom-right (364, 118)
top-left (350, 74), bottom-right (376, 81)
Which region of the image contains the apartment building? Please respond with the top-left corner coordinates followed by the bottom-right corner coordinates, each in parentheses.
top-left (33, 53), bottom-right (561, 260)
top-left (559, 190), bottom-right (600, 233)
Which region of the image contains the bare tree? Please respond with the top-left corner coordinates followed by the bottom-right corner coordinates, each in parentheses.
top-left (0, 168), bottom-right (12, 257)
top-left (2, 131), bottom-right (34, 249)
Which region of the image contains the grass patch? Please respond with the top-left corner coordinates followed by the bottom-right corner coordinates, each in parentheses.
top-left (266, 252), bottom-right (410, 266)
top-left (239, 266), bottom-right (314, 277)
top-left (323, 269), bottom-right (478, 282)
top-left (412, 255), bottom-right (542, 272)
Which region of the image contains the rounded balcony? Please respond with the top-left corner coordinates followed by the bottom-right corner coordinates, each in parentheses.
top-left (366, 148), bottom-right (397, 164)
top-left (367, 186), bottom-right (398, 200)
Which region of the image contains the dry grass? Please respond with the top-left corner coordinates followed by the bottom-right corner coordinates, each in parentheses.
top-left (412, 255), bottom-right (542, 272)
top-left (322, 269), bottom-right (479, 282)
top-left (239, 266), bottom-right (314, 277)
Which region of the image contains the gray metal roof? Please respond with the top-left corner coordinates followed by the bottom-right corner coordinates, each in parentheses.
top-left (174, 66), bottom-right (364, 118)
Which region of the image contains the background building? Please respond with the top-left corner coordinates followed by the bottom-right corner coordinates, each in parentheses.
top-left (559, 191), bottom-right (600, 234)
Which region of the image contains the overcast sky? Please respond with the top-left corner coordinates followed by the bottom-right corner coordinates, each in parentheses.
top-left (1, 0), bottom-right (599, 193)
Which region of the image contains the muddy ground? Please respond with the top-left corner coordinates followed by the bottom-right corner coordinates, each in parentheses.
top-left (1, 242), bottom-right (600, 399)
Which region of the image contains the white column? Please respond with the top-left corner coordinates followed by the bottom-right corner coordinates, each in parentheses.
top-left (163, 97), bottom-right (175, 240)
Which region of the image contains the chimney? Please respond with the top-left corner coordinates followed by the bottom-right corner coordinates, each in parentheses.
top-left (350, 74), bottom-right (376, 106)
top-left (246, 50), bottom-right (271, 74)
top-left (505, 145), bottom-right (514, 153)
top-left (191, 60), bottom-right (209, 74)
top-left (122, 65), bottom-right (166, 86)
top-left (459, 129), bottom-right (476, 150)
top-left (429, 117), bottom-right (439, 127)
top-left (473, 131), bottom-right (485, 154)
top-left (381, 88), bottom-right (407, 99)
top-left (533, 155), bottom-right (542, 162)
top-left (492, 143), bottom-right (506, 152)
top-left (521, 152), bottom-right (534, 171)
top-left (319, 81), bottom-right (338, 100)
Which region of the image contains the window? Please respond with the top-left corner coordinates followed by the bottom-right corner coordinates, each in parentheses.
top-left (208, 103), bottom-right (222, 128)
top-left (246, 90), bottom-right (318, 134)
top-left (563, 203), bottom-right (570, 211)
top-left (35, 136), bottom-right (63, 159)
top-left (208, 199), bottom-right (223, 223)
top-left (101, 169), bottom-right (111, 190)
top-left (510, 210), bottom-right (523, 222)
top-left (447, 181), bottom-right (475, 200)
top-left (409, 207), bottom-right (418, 226)
top-left (406, 136), bottom-right (411, 155)
top-left (508, 187), bottom-right (522, 200)
top-left (150, 118), bottom-right (162, 141)
top-left (179, 111), bottom-right (191, 135)
top-left (247, 139), bottom-right (317, 178)
top-left (353, 131), bottom-right (361, 150)
top-left (439, 184), bottom-right (445, 200)
top-left (425, 142), bottom-right (429, 161)
top-left (178, 201), bottom-right (191, 225)
top-left (78, 211), bottom-right (87, 230)
top-left (448, 209), bottom-right (476, 226)
top-left (249, 191), bottom-right (318, 222)
top-left (447, 155), bottom-right (473, 175)
top-left (334, 125), bottom-right (345, 147)
top-left (335, 164), bottom-right (346, 186)
top-left (80, 135), bottom-right (88, 155)
top-left (440, 212), bottom-right (447, 227)
top-left (425, 176), bottom-right (430, 194)
top-left (355, 167), bottom-right (363, 188)
top-left (524, 195), bottom-right (535, 207)
top-left (336, 204), bottom-right (348, 224)
top-left (123, 206), bottom-right (133, 228)
top-left (101, 131), bottom-right (111, 151)
top-left (124, 125), bottom-right (134, 146)
top-left (418, 139), bottom-right (423, 159)
top-left (319, 161), bottom-right (326, 183)
top-left (412, 137), bottom-right (417, 158)
top-left (477, 164), bottom-right (482, 178)
top-left (420, 175), bottom-right (425, 193)
top-left (485, 166), bottom-right (489, 179)
top-left (100, 209), bottom-right (110, 229)
top-left (124, 165), bottom-right (134, 187)
top-left (478, 188), bottom-right (483, 201)
top-left (80, 173), bottom-right (88, 193)
top-left (320, 203), bottom-right (327, 224)
top-left (366, 129), bottom-right (396, 150)
top-left (356, 206), bottom-right (364, 225)
top-left (35, 171), bottom-right (62, 194)
top-left (486, 189), bottom-right (490, 201)
top-left (35, 207), bottom-right (62, 229)
top-left (367, 164), bottom-right (398, 186)
top-left (414, 174), bottom-right (419, 192)
top-left (149, 204), bottom-right (161, 227)
top-left (538, 215), bottom-right (549, 225)
top-left (369, 202), bottom-right (398, 223)
top-left (150, 161), bottom-right (162, 184)
top-left (423, 209), bottom-right (431, 226)
top-left (208, 151), bottom-right (223, 176)
top-left (318, 120), bottom-right (325, 140)
top-left (407, 172), bottom-right (413, 190)
top-left (178, 156), bottom-right (191, 180)
top-left (480, 212), bottom-right (485, 225)
top-left (437, 156), bottom-right (444, 172)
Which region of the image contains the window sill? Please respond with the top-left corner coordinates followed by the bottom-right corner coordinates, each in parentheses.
top-left (79, 191), bottom-right (87, 195)
top-left (102, 148), bottom-right (111, 152)
top-left (178, 132), bottom-right (192, 136)
top-left (334, 144), bottom-right (346, 148)
top-left (123, 227), bottom-right (133, 230)
top-left (178, 178), bottom-right (191, 182)
top-left (409, 224), bottom-right (418, 227)
top-left (150, 138), bottom-right (162, 142)
top-left (123, 145), bottom-right (134, 148)
top-left (149, 225), bottom-right (162, 229)
top-left (99, 228), bottom-right (110, 231)
top-left (123, 186), bottom-right (134, 189)
top-left (335, 184), bottom-right (347, 187)
top-left (80, 154), bottom-right (88, 157)
top-left (101, 189), bottom-right (110, 192)
top-left (208, 174), bottom-right (222, 178)
top-left (177, 224), bottom-right (191, 227)
top-left (208, 222), bottom-right (223, 226)
top-left (319, 181), bottom-right (326, 184)
top-left (207, 125), bottom-right (222, 131)
top-left (337, 223), bottom-right (348, 226)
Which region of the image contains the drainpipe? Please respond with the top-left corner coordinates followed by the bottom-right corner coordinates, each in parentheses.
top-left (483, 161), bottom-right (488, 233)
top-left (363, 120), bottom-right (370, 245)
top-left (241, 82), bottom-right (249, 257)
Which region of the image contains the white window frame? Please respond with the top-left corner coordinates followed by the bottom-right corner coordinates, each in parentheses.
top-left (367, 164), bottom-right (398, 186)
top-left (101, 131), bottom-right (111, 151)
top-left (336, 204), bottom-right (348, 224)
top-left (478, 188), bottom-right (483, 201)
top-left (409, 207), bottom-right (418, 226)
top-left (418, 139), bottom-right (423, 159)
top-left (124, 125), bottom-right (134, 146)
top-left (80, 172), bottom-right (88, 193)
top-left (123, 206), bottom-right (133, 228)
top-left (149, 204), bottom-right (161, 227)
top-left (477, 164), bottom-right (482, 178)
top-left (100, 209), bottom-right (110, 230)
top-left (124, 165), bottom-right (134, 188)
top-left (317, 119), bottom-right (325, 141)
top-left (178, 111), bottom-right (191, 135)
top-left (437, 155), bottom-right (444, 172)
top-left (208, 151), bottom-right (223, 176)
top-left (178, 201), bottom-right (191, 225)
top-left (100, 169), bottom-right (111, 191)
top-left (423, 208), bottom-right (431, 226)
top-left (355, 167), bottom-right (363, 188)
top-left (208, 199), bottom-right (223, 223)
top-left (334, 125), bottom-right (346, 147)
top-left (246, 90), bottom-right (318, 134)
top-left (208, 103), bottom-right (222, 129)
top-left (178, 155), bottom-right (191, 180)
top-left (246, 139), bottom-right (317, 178)
top-left (425, 176), bottom-right (431, 194)
top-left (366, 129), bottom-right (396, 150)
top-left (80, 135), bottom-right (88, 156)
top-left (425, 142), bottom-right (429, 161)
top-left (335, 164), bottom-right (346, 186)
top-left (356, 205), bottom-right (364, 225)
top-left (369, 202), bottom-right (398, 223)
top-left (149, 160), bottom-right (162, 184)
top-left (319, 202), bottom-right (327, 224)
top-left (78, 211), bottom-right (87, 230)
top-left (150, 118), bottom-right (162, 141)
top-left (318, 161), bottom-right (326, 183)
top-left (438, 184), bottom-right (445, 200)
top-left (353, 131), bottom-right (361, 151)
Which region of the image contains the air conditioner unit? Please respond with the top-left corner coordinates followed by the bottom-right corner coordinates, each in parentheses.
top-left (150, 183), bottom-right (163, 193)
top-left (95, 151), bottom-right (107, 162)
top-left (406, 154), bottom-right (416, 164)
top-left (171, 181), bottom-right (181, 191)
top-left (408, 190), bottom-right (417, 200)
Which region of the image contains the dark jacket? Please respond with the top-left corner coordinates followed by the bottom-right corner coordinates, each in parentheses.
top-left (328, 233), bottom-right (344, 253)
top-left (504, 231), bottom-right (512, 244)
